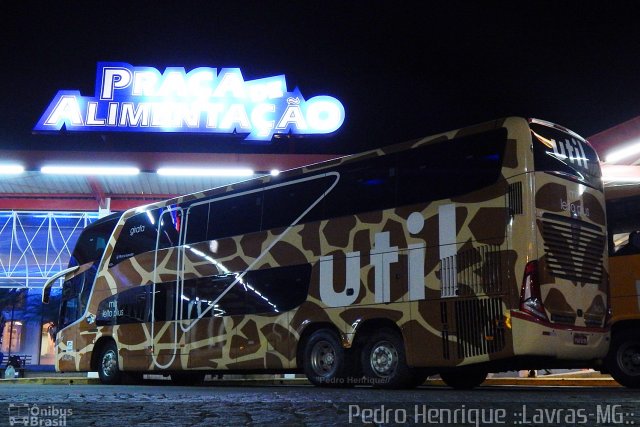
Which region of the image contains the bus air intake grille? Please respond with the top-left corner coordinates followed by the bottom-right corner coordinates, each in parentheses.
top-left (454, 297), bottom-right (505, 359)
top-left (507, 182), bottom-right (523, 215)
top-left (440, 301), bottom-right (450, 359)
top-left (540, 214), bottom-right (605, 284)
top-left (440, 244), bottom-right (503, 297)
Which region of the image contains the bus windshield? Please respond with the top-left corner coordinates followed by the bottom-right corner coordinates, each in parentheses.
top-left (531, 120), bottom-right (602, 190)
top-left (71, 213), bottom-right (121, 266)
top-left (59, 213), bottom-right (121, 328)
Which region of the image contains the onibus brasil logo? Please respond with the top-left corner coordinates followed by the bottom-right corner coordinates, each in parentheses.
top-left (34, 63), bottom-right (345, 142)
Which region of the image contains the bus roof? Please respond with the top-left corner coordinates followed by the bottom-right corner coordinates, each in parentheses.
top-left (120, 116), bottom-right (525, 218)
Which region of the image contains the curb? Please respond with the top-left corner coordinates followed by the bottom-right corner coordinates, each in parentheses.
top-left (0, 377), bottom-right (101, 385)
top-left (0, 376), bottom-right (621, 387)
top-left (452, 377), bottom-right (620, 388)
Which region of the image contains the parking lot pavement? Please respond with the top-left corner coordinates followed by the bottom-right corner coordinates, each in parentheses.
top-left (0, 383), bottom-right (637, 426)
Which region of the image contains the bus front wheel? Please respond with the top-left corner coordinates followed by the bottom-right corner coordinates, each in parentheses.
top-left (98, 341), bottom-right (122, 385)
top-left (607, 329), bottom-right (640, 388)
top-left (303, 329), bottom-right (351, 387)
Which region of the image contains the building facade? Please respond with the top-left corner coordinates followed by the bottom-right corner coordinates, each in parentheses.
top-left (0, 151), bottom-right (335, 367)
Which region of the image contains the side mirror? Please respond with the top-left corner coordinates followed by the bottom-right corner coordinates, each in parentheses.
top-left (42, 285), bottom-right (52, 305)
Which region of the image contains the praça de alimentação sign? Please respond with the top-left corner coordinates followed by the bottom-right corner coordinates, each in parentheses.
top-left (34, 63), bottom-right (345, 142)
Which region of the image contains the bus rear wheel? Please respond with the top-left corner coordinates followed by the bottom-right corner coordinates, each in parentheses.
top-left (440, 368), bottom-right (487, 390)
top-left (98, 341), bottom-right (122, 385)
top-left (303, 329), bottom-right (352, 387)
top-left (607, 329), bottom-right (640, 388)
top-left (361, 329), bottom-right (413, 389)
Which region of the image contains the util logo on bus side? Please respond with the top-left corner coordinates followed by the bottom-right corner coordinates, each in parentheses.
top-left (319, 204), bottom-right (457, 307)
top-left (550, 137), bottom-right (589, 169)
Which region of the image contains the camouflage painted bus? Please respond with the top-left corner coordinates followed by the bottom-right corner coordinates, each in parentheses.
top-left (43, 117), bottom-right (609, 389)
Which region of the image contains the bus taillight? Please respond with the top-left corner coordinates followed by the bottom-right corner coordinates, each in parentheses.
top-left (520, 260), bottom-right (548, 321)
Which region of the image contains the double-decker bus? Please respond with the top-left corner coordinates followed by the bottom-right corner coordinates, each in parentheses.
top-left (43, 117), bottom-right (609, 389)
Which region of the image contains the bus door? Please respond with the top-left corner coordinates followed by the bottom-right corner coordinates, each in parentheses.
top-left (152, 206), bottom-right (184, 368)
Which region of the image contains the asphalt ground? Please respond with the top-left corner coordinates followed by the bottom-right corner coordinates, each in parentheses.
top-left (0, 382), bottom-right (635, 427)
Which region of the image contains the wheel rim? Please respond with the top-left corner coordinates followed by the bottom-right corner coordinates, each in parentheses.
top-left (617, 342), bottom-right (640, 376)
top-left (101, 349), bottom-right (118, 379)
top-left (369, 340), bottom-right (398, 377)
top-left (310, 340), bottom-right (337, 377)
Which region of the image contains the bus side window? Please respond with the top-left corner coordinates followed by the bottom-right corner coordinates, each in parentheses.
top-left (118, 286), bottom-right (150, 323)
top-left (208, 193), bottom-right (263, 240)
top-left (185, 204), bottom-right (210, 245)
top-left (59, 275), bottom-right (83, 327)
top-left (95, 295), bottom-right (115, 326)
top-left (261, 176), bottom-right (330, 230)
top-left (96, 286), bottom-right (150, 325)
top-left (242, 264), bottom-right (311, 314)
top-left (324, 156), bottom-right (396, 219)
top-left (79, 264), bottom-right (98, 313)
top-left (607, 196), bottom-right (640, 255)
top-left (111, 210), bottom-right (161, 266)
top-left (180, 275), bottom-right (227, 319)
top-left (153, 282), bottom-right (176, 321)
top-left (396, 129), bottom-right (506, 206)
top-left (216, 282), bottom-right (247, 316)
top-left (157, 209), bottom-right (181, 250)
top-left (614, 231), bottom-right (640, 256)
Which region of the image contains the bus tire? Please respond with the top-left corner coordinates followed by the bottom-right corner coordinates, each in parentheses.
top-left (361, 329), bottom-right (412, 389)
top-left (171, 372), bottom-right (206, 386)
top-left (607, 329), bottom-right (640, 388)
top-left (98, 341), bottom-right (122, 385)
top-left (303, 329), bottom-right (350, 387)
top-left (440, 368), bottom-right (487, 390)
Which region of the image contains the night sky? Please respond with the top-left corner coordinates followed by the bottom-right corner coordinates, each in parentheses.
top-left (3, 2), bottom-right (640, 156)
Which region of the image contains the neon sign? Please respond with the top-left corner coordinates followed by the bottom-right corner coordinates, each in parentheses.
top-left (34, 63), bottom-right (345, 142)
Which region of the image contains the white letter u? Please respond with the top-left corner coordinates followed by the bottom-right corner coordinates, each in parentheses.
top-left (319, 252), bottom-right (360, 307)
